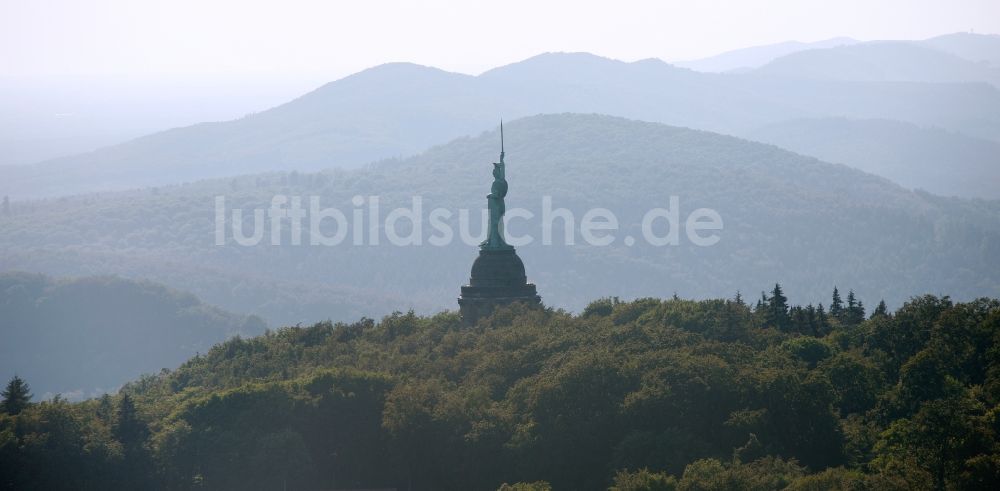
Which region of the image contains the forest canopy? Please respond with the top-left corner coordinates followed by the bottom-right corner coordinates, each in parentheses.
top-left (2, 286), bottom-right (998, 490)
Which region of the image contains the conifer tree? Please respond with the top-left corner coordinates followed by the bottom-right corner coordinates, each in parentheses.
top-left (756, 291), bottom-right (768, 311)
top-left (1, 375), bottom-right (32, 415)
top-left (816, 303), bottom-right (831, 336)
top-left (114, 393), bottom-right (149, 448)
top-left (805, 305), bottom-right (818, 336)
top-left (96, 393), bottom-right (114, 423)
top-left (113, 392), bottom-right (152, 488)
top-left (766, 283), bottom-right (790, 331)
top-left (872, 299), bottom-right (889, 319)
top-left (830, 287), bottom-right (844, 320)
top-left (845, 290), bottom-right (865, 324)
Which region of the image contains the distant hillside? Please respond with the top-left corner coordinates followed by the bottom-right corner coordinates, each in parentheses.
top-left (0, 272), bottom-right (265, 398)
top-left (922, 32), bottom-right (1000, 67)
top-left (672, 37), bottom-right (858, 72)
top-left (4, 51), bottom-right (1000, 199)
top-left (744, 118), bottom-right (1000, 199)
top-left (1, 114), bottom-right (998, 326)
top-left (753, 41), bottom-right (1000, 86)
top-left (672, 32), bottom-right (1000, 74)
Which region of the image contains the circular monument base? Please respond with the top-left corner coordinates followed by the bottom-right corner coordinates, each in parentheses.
top-left (458, 248), bottom-right (542, 326)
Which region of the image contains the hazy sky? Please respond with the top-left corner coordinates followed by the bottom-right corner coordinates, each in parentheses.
top-left (3, 0), bottom-right (1000, 82)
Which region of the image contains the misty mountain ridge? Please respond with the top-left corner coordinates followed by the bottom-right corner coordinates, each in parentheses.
top-left (672, 37), bottom-right (860, 72)
top-left (0, 272), bottom-right (266, 398)
top-left (3, 31), bottom-right (996, 170)
top-left (753, 40), bottom-right (1000, 86)
top-left (2, 114), bottom-right (997, 327)
top-left (922, 31), bottom-right (1000, 67)
top-left (672, 32), bottom-right (1000, 73)
top-left (747, 117), bottom-right (1000, 199)
top-left (3, 36), bottom-right (1000, 199)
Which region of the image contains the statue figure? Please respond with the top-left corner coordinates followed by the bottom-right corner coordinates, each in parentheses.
top-left (460, 120), bottom-right (541, 326)
top-left (481, 122), bottom-right (512, 250)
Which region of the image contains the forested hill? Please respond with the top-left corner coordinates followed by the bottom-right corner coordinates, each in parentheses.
top-left (752, 41), bottom-right (1000, 87)
top-left (1, 290), bottom-right (998, 489)
top-left (1, 114), bottom-right (998, 326)
top-left (746, 117), bottom-right (1000, 199)
top-left (671, 37), bottom-right (859, 72)
top-left (4, 47), bottom-right (1000, 199)
top-left (0, 272), bottom-right (266, 398)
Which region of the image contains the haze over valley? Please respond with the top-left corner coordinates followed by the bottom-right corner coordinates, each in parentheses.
top-left (3, 29), bottom-right (1000, 397)
top-left (3, 2), bottom-right (1000, 488)
top-left (4, 33), bottom-right (1000, 199)
top-left (3, 113), bottom-right (998, 327)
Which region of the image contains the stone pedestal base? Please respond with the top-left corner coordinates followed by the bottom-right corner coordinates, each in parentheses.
top-left (458, 248), bottom-right (541, 326)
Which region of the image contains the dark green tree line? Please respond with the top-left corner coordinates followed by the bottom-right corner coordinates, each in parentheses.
top-left (2, 286), bottom-right (999, 490)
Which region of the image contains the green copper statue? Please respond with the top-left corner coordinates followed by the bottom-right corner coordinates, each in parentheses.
top-left (481, 122), bottom-right (513, 250)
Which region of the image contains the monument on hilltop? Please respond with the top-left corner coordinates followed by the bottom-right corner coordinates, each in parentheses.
top-left (458, 122), bottom-right (542, 326)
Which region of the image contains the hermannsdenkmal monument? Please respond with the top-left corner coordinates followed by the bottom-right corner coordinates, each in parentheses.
top-left (458, 123), bottom-right (542, 326)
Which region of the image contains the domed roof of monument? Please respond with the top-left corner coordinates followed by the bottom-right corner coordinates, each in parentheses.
top-left (469, 250), bottom-right (527, 288)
